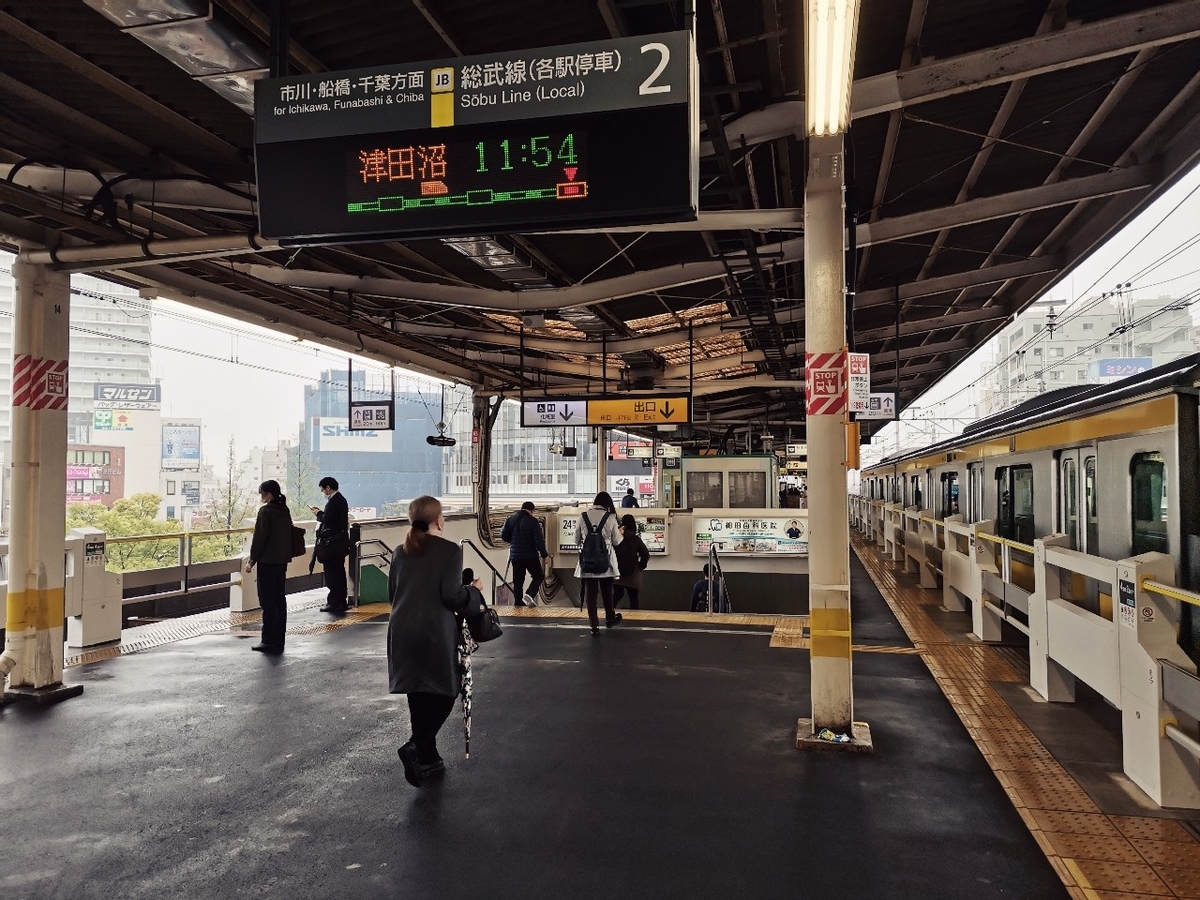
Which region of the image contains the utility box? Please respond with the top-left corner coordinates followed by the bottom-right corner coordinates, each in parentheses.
top-left (66, 527), bottom-right (123, 648)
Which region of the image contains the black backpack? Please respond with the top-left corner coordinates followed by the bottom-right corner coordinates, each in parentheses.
top-left (579, 511), bottom-right (612, 574)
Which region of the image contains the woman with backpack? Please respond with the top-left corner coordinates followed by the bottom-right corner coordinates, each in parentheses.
top-left (573, 491), bottom-right (623, 634)
top-left (613, 514), bottom-right (650, 610)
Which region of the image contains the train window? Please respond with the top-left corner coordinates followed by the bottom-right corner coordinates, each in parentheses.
top-left (941, 472), bottom-right (960, 517)
top-left (1085, 457), bottom-right (1098, 552)
top-left (967, 464), bottom-right (980, 522)
top-left (1060, 457), bottom-right (1078, 550)
top-left (1131, 452), bottom-right (1169, 555)
top-left (910, 475), bottom-right (922, 509)
top-left (926, 472), bottom-right (934, 512)
top-left (997, 465), bottom-right (1035, 543)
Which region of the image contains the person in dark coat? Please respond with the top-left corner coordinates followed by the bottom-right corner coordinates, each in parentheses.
top-left (621, 488), bottom-right (639, 508)
top-left (387, 495), bottom-right (474, 787)
top-left (613, 514), bottom-right (650, 610)
top-left (500, 500), bottom-right (549, 607)
top-left (313, 475), bottom-right (350, 614)
top-left (243, 479), bottom-right (294, 654)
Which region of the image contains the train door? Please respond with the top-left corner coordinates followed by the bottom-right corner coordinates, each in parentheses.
top-left (996, 464), bottom-right (1034, 543)
top-left (1056, 449), bottom-right (1083, 551)
top-left (1084, 454), bottom-right (1098, 553)
top-left (967, 463), bottom-right (982, 523)
top-left (941, 471), bottom-right (960, 517)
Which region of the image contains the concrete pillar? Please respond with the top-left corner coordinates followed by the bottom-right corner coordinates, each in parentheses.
top-left (1, 256), bottom-right (79, 703)
top-left (803, 133), bottom-right (855, 735)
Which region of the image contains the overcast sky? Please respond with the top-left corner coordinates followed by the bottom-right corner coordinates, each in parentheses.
top-left (147, 305), bottom-right (449, 458)
top-left (863, 160), bottom-right (1200, 458)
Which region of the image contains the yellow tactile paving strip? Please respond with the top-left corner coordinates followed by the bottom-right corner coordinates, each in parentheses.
top-left (854, 535), bottom-right (1200, 900)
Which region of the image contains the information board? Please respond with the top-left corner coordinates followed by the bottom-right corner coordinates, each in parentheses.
top-left (255, 31), bottom-right (698, 243)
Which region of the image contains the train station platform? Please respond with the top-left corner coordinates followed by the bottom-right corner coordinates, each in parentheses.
top-left (4, 542), bottom-right (1196, 899)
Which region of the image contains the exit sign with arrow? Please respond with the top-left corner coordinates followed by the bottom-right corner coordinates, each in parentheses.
top-left (519, 395), bottom-right (692, 427)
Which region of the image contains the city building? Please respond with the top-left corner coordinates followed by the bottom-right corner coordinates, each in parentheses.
top-left (979, 292), bottom-right (1199, 416)
top-left (296, 368), bottom-right (444, 509)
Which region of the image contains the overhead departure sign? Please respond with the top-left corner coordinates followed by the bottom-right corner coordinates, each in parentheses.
top-left (520, 395), bottom-right (691, 427)
top-left (254, 31), bottom-right (698, 244)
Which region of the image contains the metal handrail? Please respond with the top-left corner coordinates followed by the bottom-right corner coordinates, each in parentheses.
top-left (460, 538), bottom-right (516, 606)
top-left (1144, 579), bottom-right (1200, 608)
top-left (704, 543), bottom-right (732, 615)
top-left (976, 532), bottom-right (1035, 553)
top-left (357, 536), bottom-right (393, 566)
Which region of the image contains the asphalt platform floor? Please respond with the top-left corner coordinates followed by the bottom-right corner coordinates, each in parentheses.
top-left (0, 554), bottom-right (1067, 900)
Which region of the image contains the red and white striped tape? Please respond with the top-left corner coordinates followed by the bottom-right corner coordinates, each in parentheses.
top-left (13, 354), bottom-right (68, 411)
top-left (805, 350), bottom-right (846, 417)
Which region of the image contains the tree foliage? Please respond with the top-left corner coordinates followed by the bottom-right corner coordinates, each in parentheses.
top-left (285, 426), bottom-right (323, 522)
top-left (192, 435), bottom-right (258, 562)
top-left (67, 493), bottom-right (183, 572)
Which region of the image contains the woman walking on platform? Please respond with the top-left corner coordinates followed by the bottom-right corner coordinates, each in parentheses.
top-left (387, 495), bottom-right (474, 787)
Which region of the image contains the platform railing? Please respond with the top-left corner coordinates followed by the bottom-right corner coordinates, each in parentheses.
top-left (851, 493), bottom-right (1200, 809)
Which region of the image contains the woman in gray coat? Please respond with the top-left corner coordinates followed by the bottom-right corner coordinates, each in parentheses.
top-left (387, 495), bottom-right (473, 787)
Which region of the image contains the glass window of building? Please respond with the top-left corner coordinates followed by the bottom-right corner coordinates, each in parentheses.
top-left (728, 471), bottom-right (766, 508)
top-left (688, 472), bottom-right (723, 508)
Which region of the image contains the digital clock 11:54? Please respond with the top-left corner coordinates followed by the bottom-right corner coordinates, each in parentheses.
top-left (475, 133), bottom-right (579, 171)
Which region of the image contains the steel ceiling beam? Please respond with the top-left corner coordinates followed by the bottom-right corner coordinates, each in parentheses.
top-left (0, 9), bottom-right (245, 166)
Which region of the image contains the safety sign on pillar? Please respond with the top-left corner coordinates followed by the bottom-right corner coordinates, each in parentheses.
top-left (805, 351), bottom-right (847, 417)
top-left (847, 352), bottom-right (870, 414)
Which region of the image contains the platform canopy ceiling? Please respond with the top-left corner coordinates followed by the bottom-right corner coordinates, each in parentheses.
top-left (1, 0), bottom-right (1199, 448)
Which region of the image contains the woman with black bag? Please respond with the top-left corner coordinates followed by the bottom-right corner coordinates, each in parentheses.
top-left (387, 495), bottom-right (474, 787)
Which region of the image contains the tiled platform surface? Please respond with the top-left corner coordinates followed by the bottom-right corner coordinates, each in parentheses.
top-left (854, 536), bottom-right (1200, 899)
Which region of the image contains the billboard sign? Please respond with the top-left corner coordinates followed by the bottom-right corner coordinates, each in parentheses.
top-left (162, 424), bottom-right (201, 470)
top-left (1093, 357), bottom-right (1153, 378)
top-left (691, 511), bottom-right (809, 557)
top-left (94, 383), bottom-right (161, 409)
top-left (311, 417), bottom-right (395, 453)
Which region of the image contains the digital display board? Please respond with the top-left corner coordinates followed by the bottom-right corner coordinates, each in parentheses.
top-left (255, 32), bottom-right (697, 243)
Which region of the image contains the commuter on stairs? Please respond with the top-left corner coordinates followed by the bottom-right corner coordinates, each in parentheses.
top-left (500, 500), bottom-right (550, 607)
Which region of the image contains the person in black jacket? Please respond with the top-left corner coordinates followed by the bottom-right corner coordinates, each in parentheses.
top-left (243, 480), bottom-right (295, 654)
top-left (613, 514), bottom-right (650, 610)
top-left (500, 501), bottom-right (549, 607)
top-left (312, 476), bottom-right (350, 614)
top-left (388, 495), bottom-right (474, 787)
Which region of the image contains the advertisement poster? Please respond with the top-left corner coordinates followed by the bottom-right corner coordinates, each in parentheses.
top-left (162, 424), bottom-right (202, 470)
top-left (558, 510), bottom-right (668, 555)
top-left (692, 511), bottom-right (808, 557)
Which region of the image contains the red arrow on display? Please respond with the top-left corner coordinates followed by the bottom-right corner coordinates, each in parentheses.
top-left (564, 167), bottom-right (578, 181)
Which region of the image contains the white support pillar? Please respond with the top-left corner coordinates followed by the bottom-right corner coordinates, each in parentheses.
top-left (1, 256), bottom-right (79, 704)
top-left (797, 132), bottom-right (868, 750)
